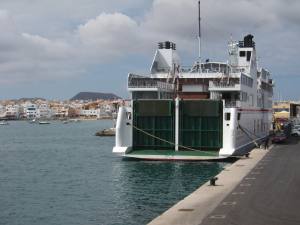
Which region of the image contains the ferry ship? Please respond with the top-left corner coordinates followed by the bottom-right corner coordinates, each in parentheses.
top-left (113, 34), bottom-right (273, 160)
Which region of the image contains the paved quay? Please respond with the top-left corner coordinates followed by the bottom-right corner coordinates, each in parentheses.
top-left (148, 147), bottom-right (268, 225)
top-left (149, 137), bottom-right (300, 225)
top-left (200, 137), bottom-right (300, 225)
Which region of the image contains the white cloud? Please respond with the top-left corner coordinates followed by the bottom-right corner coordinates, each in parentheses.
top-left (0, 11), bottom-right (81, 84)
top-left (0, 0), bottom-right (300, 86)
top-left (22, 33), bottom-right (73, 60)
top-left (78, 13), bottom-right (140, 60)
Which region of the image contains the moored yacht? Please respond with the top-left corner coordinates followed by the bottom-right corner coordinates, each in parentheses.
top-left (39, 121), bottom-right (51, 125)
top-left (0, 121), bottom-right (9, 125)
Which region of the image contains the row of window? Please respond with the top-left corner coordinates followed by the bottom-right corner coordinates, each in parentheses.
top-left (241, 74), bottom-right (253, 87)
top-left (257, 97), bottom-right (263, 108)
top-left (239, 51), bottom-right (252, 61)
top-left (240, 92), bottom-right (248, 102)
top-left (273, 108), bottom-right (290, 112)
top-left (225, 112), bottom-right (241, 121)
top-left (254, 120), bottom-right (268, 133)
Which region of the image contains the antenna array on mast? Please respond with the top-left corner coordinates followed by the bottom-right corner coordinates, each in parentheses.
top-left (198, 0), bottom-right (202, 71)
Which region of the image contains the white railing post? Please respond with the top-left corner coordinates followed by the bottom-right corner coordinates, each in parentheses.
top-left (175, 97), bottom-right (179, 151)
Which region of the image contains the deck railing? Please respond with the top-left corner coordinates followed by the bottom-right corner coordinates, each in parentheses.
top-left (209, 81), bottom-right (240, 89)
top-left (128, 74), bottom-right (174, 91)
top-left (225, 101), bottom-right (241, 108)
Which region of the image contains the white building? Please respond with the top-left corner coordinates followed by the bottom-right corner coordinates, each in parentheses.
top-left (103, 104), bottom-right (115, 114)
top-left (51, 105), bottom-right (69, 118)
top-left (80, 109), bottom-right (101, 118)
top-left (25, 103), bottom-right (38, 119)
top-left (5, 105), bottom-right (20, 119)
top-left (37, 103), bottom-right (52, 118)
top-left (0, 104), bottom-right (5, 118)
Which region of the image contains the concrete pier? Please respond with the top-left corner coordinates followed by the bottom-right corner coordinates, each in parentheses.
top-left (149, 138), bottom-right (300, 225)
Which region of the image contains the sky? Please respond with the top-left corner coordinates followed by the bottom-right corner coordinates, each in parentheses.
top-left (0, 0), bottom-right (299, 100)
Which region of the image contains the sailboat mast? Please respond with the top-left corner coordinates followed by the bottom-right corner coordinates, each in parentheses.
top-left (198, 0), bottom-right (202, 71)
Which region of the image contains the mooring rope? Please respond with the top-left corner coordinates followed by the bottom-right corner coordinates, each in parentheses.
top-left (131, 124), bottom-right (218, 156)
top-left (238, 124), bottom-right (260, 148)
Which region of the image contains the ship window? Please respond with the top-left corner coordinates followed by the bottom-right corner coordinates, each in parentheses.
top-left (247, 51), bottom-right (251, 61)
top-left (126, 112), bottom-right (131, 120)
top-left (239, 51), bottom-right (246, 57)
top-left (225, 113), bottom-right (231, 121)
top-left (238, 112), bottom-right (241, 121)
top-left (240, 92), bottom-right (248, 102)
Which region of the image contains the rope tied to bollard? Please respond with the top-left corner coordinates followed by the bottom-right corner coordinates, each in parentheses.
top-left (130, 123), bottom-right (218, 157)
top-left (238, 123), bottom-right (260, 148)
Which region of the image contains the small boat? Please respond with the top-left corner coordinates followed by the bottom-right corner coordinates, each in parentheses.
top-left (95, 128), bottom-right (116, 136)
top-left (0, 121), bottom-right (9, 125)
top-left (62, 120), bottom-right (69, 124)
top-left (29, 119), bottom-right (36, 124)
top-left (69, 119), bottom-right (80, 122)
top-left (39, 121), bottom-right (50, 125)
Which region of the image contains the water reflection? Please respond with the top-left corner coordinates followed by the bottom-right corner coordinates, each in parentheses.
top-left (0, 121), bottom-right (227, 225)
top-left (111, 160), bottom-right (225, 225)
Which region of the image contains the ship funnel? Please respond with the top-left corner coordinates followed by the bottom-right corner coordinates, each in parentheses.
top-left (150, 41), bottom-right (180, 74)
top-left (158, 41), bottom-right (176, 50)
top-left (243, 34), bottom-right (255, 48)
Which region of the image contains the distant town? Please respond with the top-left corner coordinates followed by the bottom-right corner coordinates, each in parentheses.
top-left (0, 92), bottom-right (124, 120)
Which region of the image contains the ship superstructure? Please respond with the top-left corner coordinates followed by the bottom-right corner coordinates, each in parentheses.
top-left (113, 35), bottom-right (273, 160)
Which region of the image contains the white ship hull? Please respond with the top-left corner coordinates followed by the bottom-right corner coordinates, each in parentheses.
top-left (113, 35), bottom-right (274, 161)
top-left (221, 108), bottom-right (272, 157)
top-left (113, 105), bottom-right (272, 161)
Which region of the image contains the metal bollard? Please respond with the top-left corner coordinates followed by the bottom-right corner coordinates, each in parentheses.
top-left (210, 177), bottom-right (218, 186)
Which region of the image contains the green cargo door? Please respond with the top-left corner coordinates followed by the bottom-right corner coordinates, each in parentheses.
top-left (132, 100), bottom-right (175, 150)
top-left (179, 100), bottom-right (223, 150)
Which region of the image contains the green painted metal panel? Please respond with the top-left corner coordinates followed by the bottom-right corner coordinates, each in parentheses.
top-left (133, 100), bottom-right (175, 150)
top-left (132, 99), bottom-right (222, 151)
top-left (179, 100), bottom-right (223, 150)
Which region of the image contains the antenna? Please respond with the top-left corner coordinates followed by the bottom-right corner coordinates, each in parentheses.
top-left (198, 0), bottom-right (201, 71)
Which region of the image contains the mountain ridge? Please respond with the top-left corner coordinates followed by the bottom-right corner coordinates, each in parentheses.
top-left (70, 92), bottom-right (121, 101)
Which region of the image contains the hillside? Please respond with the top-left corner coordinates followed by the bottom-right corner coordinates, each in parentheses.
top-left (70, 92), bottom-right (121, 101)
top-left (17, 97), bottom-right (46, 101)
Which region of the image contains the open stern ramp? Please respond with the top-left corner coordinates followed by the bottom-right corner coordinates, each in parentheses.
top-left (126, 99), bottom-right (223, 160)
top-left (179, 100), bottom-right (223, 151)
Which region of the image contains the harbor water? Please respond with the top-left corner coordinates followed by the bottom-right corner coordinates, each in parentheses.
top-left (0, 121), bottom-right (227, 225)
